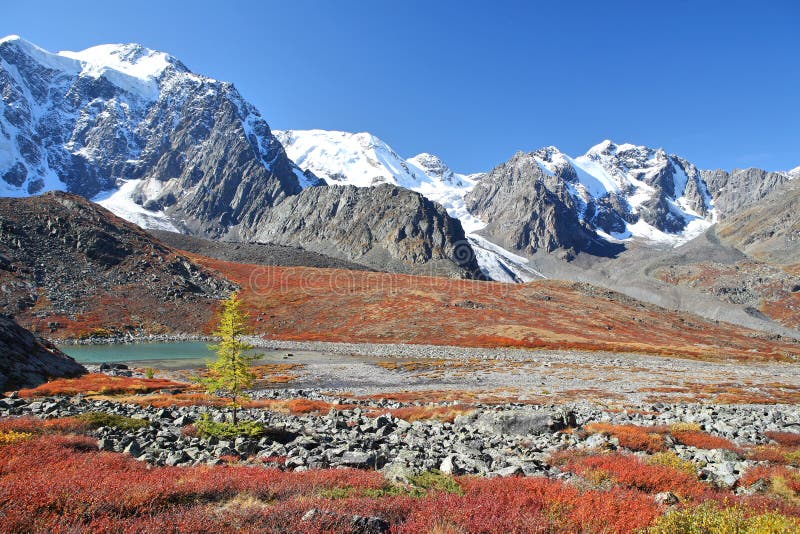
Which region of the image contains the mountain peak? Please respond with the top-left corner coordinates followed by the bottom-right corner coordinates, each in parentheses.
top-left (408, 152), bottom-right (448, 172)
top-left (0, 34), bottom-right (22, 44)
top-left (59, 42), bottom-right (183, 82)
top-left (586, 139), bottom-right (616, 155)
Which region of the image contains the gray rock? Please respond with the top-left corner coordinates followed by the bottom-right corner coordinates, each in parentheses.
top-left (439, 454), bottom-right (466, 476)
top-left (494, 465), bottom-right (523, 478)
top-left (234, 184), bottom-right (483, 279)
top-left (301, 509), bottom-right (389, 534)
top-left (339, 451), bottom-right (377, 469)
top-left (654, 491), bottom-right (679, 505)
top-left (473, 409), bottom-right (554, 436)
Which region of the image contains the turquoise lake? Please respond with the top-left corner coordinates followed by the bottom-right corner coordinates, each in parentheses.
top-left (59, 342), bottom-right (231, 369)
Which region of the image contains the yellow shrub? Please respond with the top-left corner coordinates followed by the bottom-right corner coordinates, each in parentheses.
top-left (783, 449), bottom-right (800, 467)
top-left (646, 451), bottom-right (698, 476)
top-left (650, 502), bottom-right (799, 533)
top-left (669, 422), bottom-right (702, 433)
top-left (0, 430), bottom-right (33, 446)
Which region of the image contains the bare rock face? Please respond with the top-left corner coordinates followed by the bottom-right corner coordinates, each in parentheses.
top-left (234, 184), bottom-right (484, 278)
top-left (0, 314), bottom-right (85, 391)
top-left (465, 152), bottom-right (600, 259)
top-left (701, 167), bottom-right (792, 218)
top-left (716, 179), bottom-right (800, 266)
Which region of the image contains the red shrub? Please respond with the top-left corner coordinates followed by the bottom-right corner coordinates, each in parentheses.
top-left (671, 430), bottom-right (742, 453)
top-left (747, 445), bottom-right (796, 464)
top-left (0, 416), bottom-right (92, 435)
top-left (285, 399), bottom-right (336, 415)
top-left (739, 465), bottom-right (800, 493)
top-left (765, 431), bottom-right (800, 447)
top-left (397, 477), bottom-right (661, 534)
top-left (18, 373), bottom-right (187, 398)
top-left (0, 434), bottom-right (387, 532)
top-left (584, 423), bottom-right (667, 453)
top-left (0, 433), bottom-right (667, 533)
top-left (562, 453), bottom-right (710, 499)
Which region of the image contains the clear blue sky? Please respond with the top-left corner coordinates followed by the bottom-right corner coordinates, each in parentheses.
top-left (3, 0), bottom-right (798, 173)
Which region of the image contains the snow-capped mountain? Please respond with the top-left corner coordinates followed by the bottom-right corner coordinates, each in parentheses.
top-left (0, 35), bottom-right (326, 234)
top-left (528, 141), bottom-right (716, 246)
top-left (276, 130), bottom-right (728, 278)
top-left (3, 36), bottom-right (797, 284)
top-left (0, 36), bottom-right (482, 278)
top-left (275, 129), bottom-right (485, 232)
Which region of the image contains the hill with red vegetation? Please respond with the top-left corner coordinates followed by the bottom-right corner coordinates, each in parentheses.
top-left (190, 255), bottom-right (799, 361)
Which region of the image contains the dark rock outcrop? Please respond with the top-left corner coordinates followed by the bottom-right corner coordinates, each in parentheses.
top-left (0, 314), bottom-right (84, 390)
top-left (234, 184), bottom-right (484, 278)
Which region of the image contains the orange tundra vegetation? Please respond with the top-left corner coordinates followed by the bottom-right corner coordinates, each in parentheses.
top-left (555, 452), bottom-right (711, 499)
top-left (186, 255), bottom-right (799, 362)
top-left (583, 423), bottom-right (668, 453)
top-left (670, 430), bottom-right (743, 453)
top-left (0, 432), bottom-right (664, 533)
top-left (17, 374), bottom-right (187, 397)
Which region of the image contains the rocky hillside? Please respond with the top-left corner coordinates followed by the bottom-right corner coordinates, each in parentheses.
top-left (0, 314), bottom-right (84, 390)
top-left (0, 192), bottom-right (233, 338)
top-left (151, 230), bottom-right (375, 271)
top-left (232, 184), bottom-right (483, 278)
top-left (701, 167), bottom-right (793, 219)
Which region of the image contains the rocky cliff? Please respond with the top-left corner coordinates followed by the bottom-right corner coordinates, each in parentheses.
top-left (0, 314), bottom-right (85, 390)
top-left (465, 152), bottom-right (599, 259)
top-left (716, 178), bottom-right (800, 266)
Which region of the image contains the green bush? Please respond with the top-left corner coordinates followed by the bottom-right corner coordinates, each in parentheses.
top-left (195, 415), bottom-right (265, 439)
top-left (321, 469), bottom-right (464, 500)
top-left (77, 412), bottom-right (149, 431)
top-left (407, 469), bottom-right (464, 495)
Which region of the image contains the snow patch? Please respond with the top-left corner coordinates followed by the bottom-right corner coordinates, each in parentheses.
top-left (94, 179), bottom-right (178, 231)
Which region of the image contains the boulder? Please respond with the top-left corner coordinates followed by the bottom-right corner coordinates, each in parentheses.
top-left (0, 314), bottom-right (85, 391)
top-left (473, 409), bottom-right (564, 436)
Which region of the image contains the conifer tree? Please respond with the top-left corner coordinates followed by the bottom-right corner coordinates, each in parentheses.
top-left (200, 293), bottom-right (256, 425)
